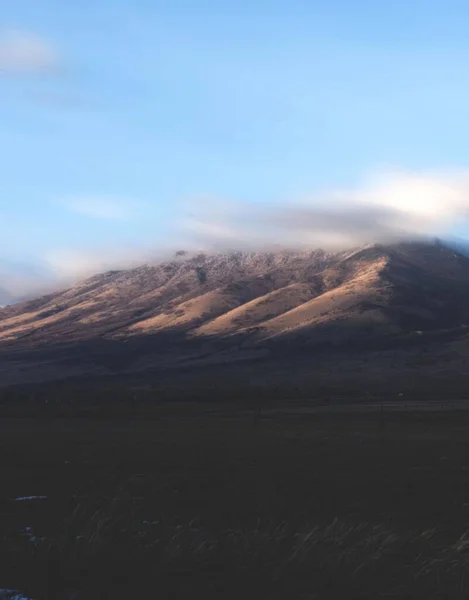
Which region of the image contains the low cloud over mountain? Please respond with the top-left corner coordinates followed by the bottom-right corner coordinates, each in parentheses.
top-left (4, 168), bottom-right (469, 302)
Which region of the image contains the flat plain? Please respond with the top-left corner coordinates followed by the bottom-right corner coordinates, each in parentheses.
top-left (2, 405), bottom-right (469, 598)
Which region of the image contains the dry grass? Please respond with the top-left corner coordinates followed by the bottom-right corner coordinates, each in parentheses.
top-left (3, 410), bottom-right (469, 598)
top-left (5, 492), bottom-right (469, 599)
top-left (128, 289), bottom-right (240, 333)
top-left (195, 283), bottom-right (314, 336)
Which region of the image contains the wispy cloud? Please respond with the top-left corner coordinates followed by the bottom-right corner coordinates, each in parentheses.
top-left (42, 246), bottom-right (155, 281)
top-left (0, 29), bottom-right (61, 75)
top-left (0, 246), bottom-right (158, 304)
top-left (60, 196), bottom-right (139, 221)
top-left (0, 257), bottom-right (58, 303)
top-left (4, 168), bottom-right (469, 304)
top-left (181, 169), bottom-right (469, 251)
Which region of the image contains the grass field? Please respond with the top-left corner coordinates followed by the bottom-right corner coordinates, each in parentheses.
top-left (2, 407), bottom-right (469, 598)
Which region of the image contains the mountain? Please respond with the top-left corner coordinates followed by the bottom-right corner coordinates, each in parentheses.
top-left (3, 240), bottom-right (469, 390)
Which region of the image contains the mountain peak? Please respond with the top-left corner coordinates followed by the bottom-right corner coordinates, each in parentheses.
top-left (2, 241), bottom-right (469, 385)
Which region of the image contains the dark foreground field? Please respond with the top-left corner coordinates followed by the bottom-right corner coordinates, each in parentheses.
top-left (3, 407), bottom-right (469, 598)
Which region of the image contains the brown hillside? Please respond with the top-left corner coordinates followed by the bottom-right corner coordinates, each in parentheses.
top-left (3, 241), bottom-right (469, 386)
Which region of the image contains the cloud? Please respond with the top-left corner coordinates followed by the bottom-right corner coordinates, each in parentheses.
top-left (4, 168), bottom-right (469, 304)
top-left (0, 29), bottom-right (61, 75)
top-left (60, 196), bottom-right (139, 221)
top-left (180, 169), bottom-right (469, 251)
top-left (0, 245), bottom-right (159, 304)
top-left (43, 247), bottom-right (153, 281)
top-left (0, 257), bottom-right (58, 303)
top-left (41, 241), bottom-right (180, 286)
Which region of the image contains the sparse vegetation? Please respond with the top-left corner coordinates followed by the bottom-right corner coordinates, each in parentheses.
top-left (3, 408), bottom-right (469, 598)
top-left (7, 507), bottom-right (469, 599)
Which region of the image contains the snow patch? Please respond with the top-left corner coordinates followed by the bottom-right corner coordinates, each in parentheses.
top-left (14, 496), bottom-right (47, 502)
top-left (0, 590), bottom-right (34, 600)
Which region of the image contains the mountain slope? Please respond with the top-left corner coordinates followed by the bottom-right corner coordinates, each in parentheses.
top-left (252, 243), bottom-right (469, 345)
top-left (0, 249), bottom-right (336, 344)
top-left (194, 283), bottom-right (316, 337)
top-left (3, 241), bottom-right (469, 388)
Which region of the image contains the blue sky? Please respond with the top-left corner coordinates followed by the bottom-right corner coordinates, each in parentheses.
top-left (2, 0), bottom-right (469, 293)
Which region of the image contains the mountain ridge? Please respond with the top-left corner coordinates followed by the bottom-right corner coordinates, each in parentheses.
top-left (2, 241), bottom-right (469, 342)
top-left (3, 240), bottom-right (469, 387)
